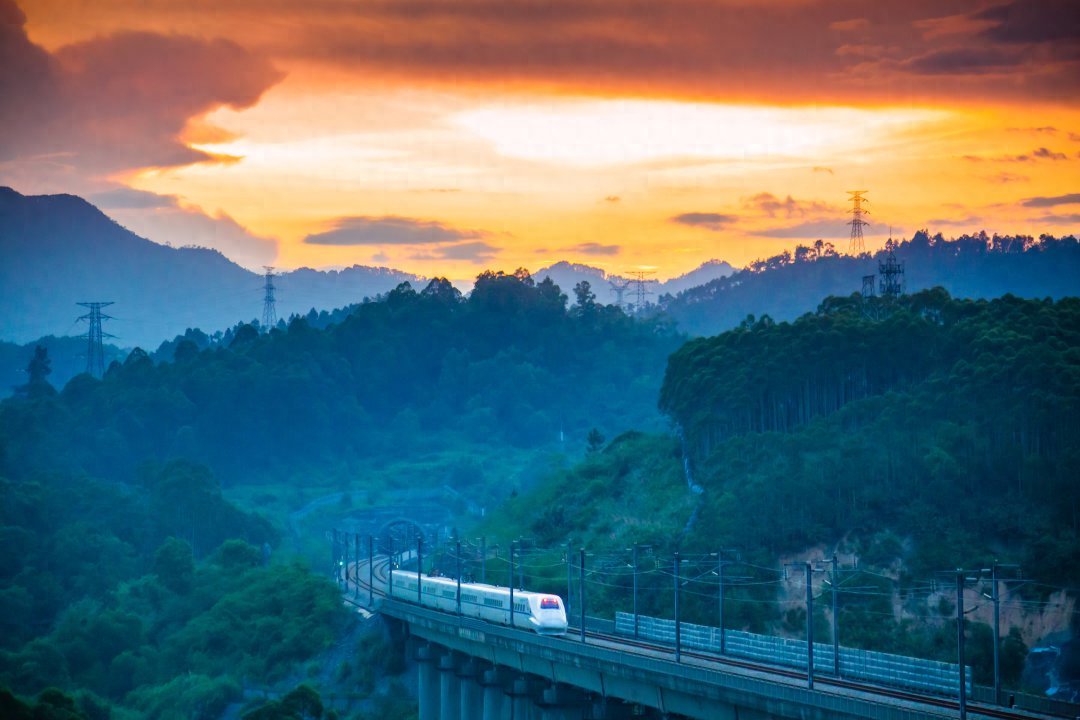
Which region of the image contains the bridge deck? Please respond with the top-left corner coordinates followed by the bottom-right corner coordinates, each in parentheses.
top-left (342, 556), bottom-right (1060, 720)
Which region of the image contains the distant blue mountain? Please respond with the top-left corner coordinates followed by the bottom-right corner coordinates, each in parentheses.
top-left (533, 259), bottom-right (736, 306)
top-left (0, 187), bottom-right (424, 348)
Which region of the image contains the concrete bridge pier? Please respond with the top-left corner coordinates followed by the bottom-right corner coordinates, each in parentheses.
top-left (589, 697), bottom-right (640, 719)
top-left (509, 676), bottom-right (550, 720)
top-left (540, 685), bottom-right (584, 720)
top-left (417, 644), bottom-right (445, 720)
top-left (458, 659), bottom-right (485, 720)
top-left (439, 652), bottom-right (463, 720)
top-left (480, 667), bottom-right (512, 720)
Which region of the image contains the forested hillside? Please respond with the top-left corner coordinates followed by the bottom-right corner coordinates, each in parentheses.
top-left (661, 232), bottom-right (1080, 336)
top-left (658, 289), bottom-right (1080, 579)
top-left (480, 288), bottom-right (1080, 689)
top-left (0, 464), bottom-right (355, 719)
top-left (0, 270), bottom-right (682, 491)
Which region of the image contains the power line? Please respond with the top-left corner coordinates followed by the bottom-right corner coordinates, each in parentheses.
top-left (76, 302), bottom-right (116, 377)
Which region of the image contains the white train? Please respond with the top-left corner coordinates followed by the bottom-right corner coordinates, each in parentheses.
top-left (387, 569), bottom-right (569, 636)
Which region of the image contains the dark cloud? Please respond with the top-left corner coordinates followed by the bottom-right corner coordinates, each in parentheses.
top-left (927, 216), bottom-right (984, 226)
top-left (13, 0), bottom-right (1079, 110)
top-left (670, 212), bottom-right (738, 231)
top-left (751, 218), bottom-right (847, 239)
top-left (562, 242), bottom-right (620, 256)
top-left (961, 155), bottom-right (986, 162)
top-left (973, 0), bottom-right (1080, 44)
top-left (411, 241), bottom-right (501, 264)
top-left (896, 47), bottom-right (1024, 75)
top-left (1022, 193), bottom-right (1080, 208)
top-left (1031, 213), bottom-right (1080, 224)
top-left (302, 216), bottom-right (487, 246)
top-left (238, 0), bottom-right (1078, 106)
top-left (1007, 126), bottom-right (1058, 134)
top-left (987, 172), bottom-right (1029, 183)
top-left (745, 192), bottom-right (833, 218)
top-left (1032, 147), bottom-right (1068, 160)
top-left (835, 44), bottom-right (885, 58)
top-left (89, 187), bottom-right (179, 210)
top-left (830, 18), bottom-right (871, 31)
top-left (1070, 132), bottom-right (1080, 142)
top-left (0, 0), bottom-right (283, 183)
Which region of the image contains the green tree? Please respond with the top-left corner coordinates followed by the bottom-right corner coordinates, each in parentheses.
top-left (152, 538), bottom-right (195, 594)
top-left (281, 685), bottom-right (322, 720)
top-left (573, 281), bottom-right (596, 313)
top-left (13, 345), bottom-right (55, 399)
top-left (173, 340), bottom-right (199, 363)
top-left (586, 428), bottom-right (606, 454)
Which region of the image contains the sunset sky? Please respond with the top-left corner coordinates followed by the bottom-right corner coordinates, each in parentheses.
top-left (2, 0), bottom-right (1078, 280)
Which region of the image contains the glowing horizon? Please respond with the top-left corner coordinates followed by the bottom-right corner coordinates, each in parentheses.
top-left (3, 0), bottom-right (1078, 278)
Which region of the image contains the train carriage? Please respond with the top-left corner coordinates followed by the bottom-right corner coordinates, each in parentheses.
top-left (388, 569), bottom-right (568, 635)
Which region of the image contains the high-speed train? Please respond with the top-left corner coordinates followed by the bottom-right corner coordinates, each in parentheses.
top-left (387, 569), bottom-right (569, 636)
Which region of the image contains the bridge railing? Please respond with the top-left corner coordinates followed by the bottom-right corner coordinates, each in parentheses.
top-left (614, 611), bottom-right (972, 698)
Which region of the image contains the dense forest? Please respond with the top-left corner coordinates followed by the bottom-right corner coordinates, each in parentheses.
top-left (660, 232), bottom-right (1080, 336)
top-left (0, 270), bottom-right (682, 494)
top-left (476, 288), bottom-right (1080, 691)
top-left (0, 463), bottom-right (362, 719)
top-left (658, 289), bottom-right (1080, 580)
top-left (480, 428), bottom-right (1034, 688)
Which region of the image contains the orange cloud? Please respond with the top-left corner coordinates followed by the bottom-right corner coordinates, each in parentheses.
top-left (0, 0), bottom-right (283, 187)
top-left (16, 0), bottom-right (1080, 108)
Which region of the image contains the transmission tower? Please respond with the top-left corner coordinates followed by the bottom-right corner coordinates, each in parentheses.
top-left (878, 237), bottom-right (905, 297)
top-left (847, 191), bottom-right (870, 254)
top-left (77, 302), bottom-right (116, 377)
top-left (261, 267), bottom-right (278, 331)
top-left (626, 270), bottom-right (656, 314)
top-left (608, 278), bottom-right (632, 312)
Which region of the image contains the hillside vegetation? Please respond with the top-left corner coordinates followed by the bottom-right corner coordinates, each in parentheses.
top-left (661, 231), bottom-right (1080, 336)
top-left (659, 288), bottom-right (1080, 588)
top-left (481, 288), bottom-right (1080, 689)
top-left (0, 271), bottom-right (682, 491)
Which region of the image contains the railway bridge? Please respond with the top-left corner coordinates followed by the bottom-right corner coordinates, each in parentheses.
top-left (339, 554), bottom-right (1066, 720)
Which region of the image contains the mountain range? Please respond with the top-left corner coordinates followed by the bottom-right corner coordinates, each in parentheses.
top-left (4, 185), bottom-right (1079, 358)
top-left (0, 187), bottom-right (424, 348)
top-left (533, 258), bottom-right (737, 306)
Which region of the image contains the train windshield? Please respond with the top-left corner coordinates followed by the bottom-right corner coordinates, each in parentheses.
top-left (540, 598), bottom-right (560, 609)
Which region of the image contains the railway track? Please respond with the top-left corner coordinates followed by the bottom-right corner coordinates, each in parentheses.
top-left (345, 558), bottom-right (1050, 720)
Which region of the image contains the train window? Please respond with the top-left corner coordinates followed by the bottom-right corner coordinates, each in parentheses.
top-left (540, 598), bottom-right (560, 609)
top-left (484, 598), bottom-right (503, 607)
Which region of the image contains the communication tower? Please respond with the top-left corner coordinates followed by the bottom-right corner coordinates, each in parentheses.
top-left (626, 270), bottom-right (656, 314)
top-left (861, 275), bottom-right (876, 300)
top-left (878, 237), bottom-right (905, 297)
top-left (262, 267), bottom-right (278, 330)
top-left (847, 191), bottom-right (870, 254)
top-left (77, 302), bottom-right (116, 377)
